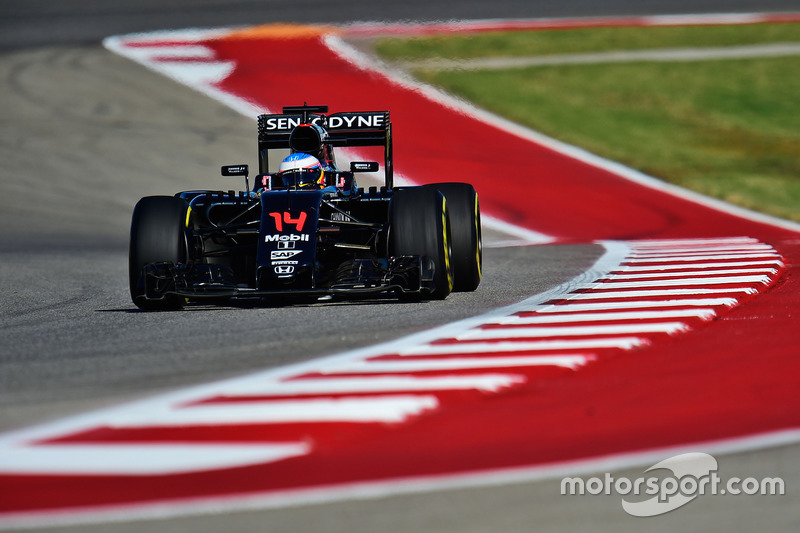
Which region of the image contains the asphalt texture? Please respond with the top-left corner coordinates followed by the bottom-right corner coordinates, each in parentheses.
top-left (0, 1), bottom-right (797, 531)
top-left (0, 44), bottom-right (602, 433)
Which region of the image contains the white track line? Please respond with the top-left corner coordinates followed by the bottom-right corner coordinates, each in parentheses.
top-left (325, 355), bottom-right (592, 373)
top-left (0, 443), bottom-right (309, 475)
top-left (535, 298), bottom-right (739, 311)
top-left (221, 375), bottom-right (527, 395)
top-left (617, 260), bottom-right (783, 271)
top-left (457, 322), bottom-right (688, 339)
top-left (569, 288), bottom-right (758, 299)
top-left (626, 253), bottom-right (781, 262)
top-left (629, 250), bottom-right (778, 259)
top-left (607, 268), bottom-right (777, 279)
top-left (585, 275), bottom-right (771, 289)
top-left (491, 309), bottom-right (717, 324)
top-left (398, 337), bottom-right (646, 355)
top-left (629, 244), bottom-right (774, 255)
top-left (630, 236), bottom-right (762, 247)
top-left (105, 396), bottom-right (441, 426)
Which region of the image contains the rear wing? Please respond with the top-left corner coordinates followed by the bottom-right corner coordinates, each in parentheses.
top-left (257, 105), bottom-right (394, 188)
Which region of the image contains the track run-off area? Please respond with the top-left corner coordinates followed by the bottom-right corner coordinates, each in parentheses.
top-left (2, 12), bottom-right (800, 528)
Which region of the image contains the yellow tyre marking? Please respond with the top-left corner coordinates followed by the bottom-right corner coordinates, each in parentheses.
top-left (442, 197), bottom-right (453, 291)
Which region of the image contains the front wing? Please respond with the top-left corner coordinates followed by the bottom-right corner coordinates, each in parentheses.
top-left (139, 256), bottom-right (437, 302)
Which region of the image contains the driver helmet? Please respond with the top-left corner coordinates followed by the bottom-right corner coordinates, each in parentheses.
top-left (278, 152), bottom-right (324, 189)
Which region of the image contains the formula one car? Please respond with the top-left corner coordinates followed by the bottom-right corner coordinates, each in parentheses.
top-left (129, 105), bottom-right (481, 310)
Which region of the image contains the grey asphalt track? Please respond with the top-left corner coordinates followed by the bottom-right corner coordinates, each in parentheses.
top-left (0, 44), bottom-right (602, 433)
top-left (1, 1), bottom-right (797, 531)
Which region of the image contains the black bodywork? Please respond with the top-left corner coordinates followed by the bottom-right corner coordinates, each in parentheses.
top-left (132, 105), bottom-right (476, 308)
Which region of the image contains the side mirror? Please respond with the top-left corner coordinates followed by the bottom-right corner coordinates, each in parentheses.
top-left (350, 161), bottom-right (379, 173)
top-left (221, 164), bottom-right (249, 177)
top-left (221, 164), bottom-right (249, 191)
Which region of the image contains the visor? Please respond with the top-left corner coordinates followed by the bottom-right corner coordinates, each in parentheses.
top-left (280, 168), bottom-right (323, 189)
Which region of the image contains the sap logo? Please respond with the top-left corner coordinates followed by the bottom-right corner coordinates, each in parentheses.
top-left (274, 265), bottom-right (295, 275)
top-left (271, 250), bottom-right (301, 260)
top-left (328, 114), bottom-right (384, 129)
top-left (264, 234), bottom-right (310, 242)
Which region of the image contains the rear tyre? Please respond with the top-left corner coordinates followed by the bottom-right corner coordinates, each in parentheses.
top-left (426, 183), bottom-right (482, 291)
top-left (389, 187), bottom-right (453, 300)
top-left (129, 196), bottom-right (189, 310)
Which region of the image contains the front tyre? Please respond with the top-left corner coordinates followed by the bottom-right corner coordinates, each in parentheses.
top-left (390, 187), bottom-right (453, 300)
top-left (129, 196), bottom-right (189, 310)
top-left (426, 183), bottom-right (482, 292)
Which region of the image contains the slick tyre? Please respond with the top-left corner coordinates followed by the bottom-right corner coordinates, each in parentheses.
top-left (390, 187), bottom-right (453, 300)
top-left (426, 183), bottom-right (482, 292)
top-left (129, 196), bottom-right (189, 310)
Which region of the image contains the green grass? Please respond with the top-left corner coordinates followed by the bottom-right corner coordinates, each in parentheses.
top-left (375, 24), bottom-right (800, 222)
top-left (376, 24), bottom-right (800, 59)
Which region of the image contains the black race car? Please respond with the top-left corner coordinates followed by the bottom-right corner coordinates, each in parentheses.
top-left (129, 105), bottom-right (481, 310)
